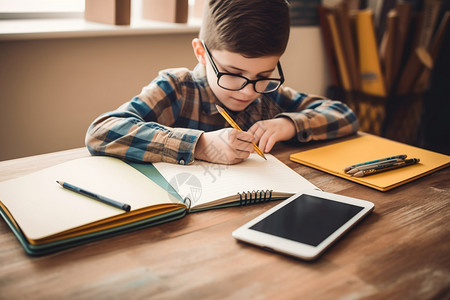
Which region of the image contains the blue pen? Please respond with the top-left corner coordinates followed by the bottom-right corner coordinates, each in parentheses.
top-left (344, 154), bottom-right (407, 172)
top-left (57, 181), bottom-right (131, 212)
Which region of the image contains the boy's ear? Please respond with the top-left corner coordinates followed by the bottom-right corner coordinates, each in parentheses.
top-left (192, 38), bottom-right (206, 65)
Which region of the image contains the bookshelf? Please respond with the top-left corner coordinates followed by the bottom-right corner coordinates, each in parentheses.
top-left (318, 0), bottom-right (449, 146)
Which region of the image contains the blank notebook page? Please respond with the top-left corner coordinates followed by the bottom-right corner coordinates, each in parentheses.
top-left (153, 153), bottom-right (317, 208)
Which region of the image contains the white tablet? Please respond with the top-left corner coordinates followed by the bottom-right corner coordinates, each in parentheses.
top-left (232, 189), bottom-right (374, 260)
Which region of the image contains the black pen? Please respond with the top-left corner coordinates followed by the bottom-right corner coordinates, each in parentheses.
top-left (57, 181), bottom-right (131, 212)
top-left (353, 158), bottom-right (420, 177)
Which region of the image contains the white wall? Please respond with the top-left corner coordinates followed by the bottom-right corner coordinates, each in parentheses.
top-left (0, 27), bottom-right (328, 161)
top-left (283, 27), bottom-right (330, 95)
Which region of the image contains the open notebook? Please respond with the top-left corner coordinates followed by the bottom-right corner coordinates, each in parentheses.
top-left (290, 135), bottom-right (450, 191)
top-left (0, 153), bottom-right (316, 255)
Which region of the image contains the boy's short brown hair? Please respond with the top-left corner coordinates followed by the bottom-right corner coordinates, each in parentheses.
top-left (199, 0), bottom-right (290, 57)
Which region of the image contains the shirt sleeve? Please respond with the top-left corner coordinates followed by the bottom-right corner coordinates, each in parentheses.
top-left (274, 86), bottom-right (359, 142)
top-left (85, 70), bottom-right (203, 165)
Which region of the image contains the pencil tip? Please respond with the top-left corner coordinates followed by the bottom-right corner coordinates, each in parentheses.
top-left (215, 104), bottom-right (223, 112)
top-left (347, 168), bottom-right (358, 175)
top-left (259, 151), bottom-right (267, 160)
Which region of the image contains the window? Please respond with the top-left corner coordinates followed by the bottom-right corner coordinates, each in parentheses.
top-left (0, 0), bottom-right (201, 39)
top-left (0, 0), bottom-right (84, 19)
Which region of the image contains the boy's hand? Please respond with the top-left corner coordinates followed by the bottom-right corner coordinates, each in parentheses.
top-left (248, 118), bottom-right (296, 153)
top-left (194, 128), bottom-right (255, 164)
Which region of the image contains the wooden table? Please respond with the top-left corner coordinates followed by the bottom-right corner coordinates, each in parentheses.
top-left (1, 136), bottom-right (449, 299)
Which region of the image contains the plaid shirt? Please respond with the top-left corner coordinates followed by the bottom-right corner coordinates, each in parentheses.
top-left (86, 64), bottom-right (358, 165)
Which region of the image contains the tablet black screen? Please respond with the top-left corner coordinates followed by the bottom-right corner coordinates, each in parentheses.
top-left (249, 194), bottom-right (364, 246)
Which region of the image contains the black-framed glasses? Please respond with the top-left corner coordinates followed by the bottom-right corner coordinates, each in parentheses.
top-left (201, 41), bottom-right (285, 94)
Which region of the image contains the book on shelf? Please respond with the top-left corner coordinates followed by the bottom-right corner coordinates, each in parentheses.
top-left (417, 0), bottom-right (443, 48)
top-left (335, 2), bottom-right (361, 91)
top-left (318, 4), bottom-right (341, 87)
top-left (327, 12), bottom-right (352, 91)
top-left (397, 0), bottom-right (443, 95)
top-left (319, 1), bottom-right (448, 98)
top-left (413, 11), bottom-right (450, 93)
top-left (391, 2), bottom-right (412, 87)
top-left (374, 0), bottom-right (398, 45)
top-left (379, 9), bottom-right (398, 93)
top-left (0, 153), bottom-right (317, 256)
top-left (355, 9), bottom-right (387, 97)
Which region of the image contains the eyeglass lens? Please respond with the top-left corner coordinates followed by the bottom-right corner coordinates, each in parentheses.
top-left (218, 75), bottom-right (281, 93)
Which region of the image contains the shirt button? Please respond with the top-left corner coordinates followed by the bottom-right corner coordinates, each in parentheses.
top-left (179, 159), bottom-right (185, 165)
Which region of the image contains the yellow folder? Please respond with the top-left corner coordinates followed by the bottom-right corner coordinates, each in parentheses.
top-left (290, 135), bottom-right (450, 191)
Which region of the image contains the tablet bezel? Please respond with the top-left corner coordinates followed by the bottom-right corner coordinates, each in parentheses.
top-left (232, 189), bottom-right (374, 260)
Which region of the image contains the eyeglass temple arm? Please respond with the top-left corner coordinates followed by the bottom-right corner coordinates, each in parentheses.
top-left (201, 40), bottom-right (220, 74)
top-left (277, 62), bottom-right (285, 82)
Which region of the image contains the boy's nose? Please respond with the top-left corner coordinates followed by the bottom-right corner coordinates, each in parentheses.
top-left (240, 82), bottom-right (258, 97)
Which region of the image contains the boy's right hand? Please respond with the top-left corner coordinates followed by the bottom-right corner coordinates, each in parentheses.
top-left (194, 128), bottom-right (255, 164)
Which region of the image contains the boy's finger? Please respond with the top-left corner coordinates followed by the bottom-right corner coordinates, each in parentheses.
top-left (247, 124), bottom-right (257, 135)
top-left (250, 126), bottom-right (263, 143)
top-left (258, 132), bottom-right (270, 153)
top-left (235, 149), bottom-right (252, 159)
top-left (235, 140), bottom-right (255, 153)
top-left (236, 130), bottom-right (256, 143)
top-left (264, 137), bottom-right (276, 153)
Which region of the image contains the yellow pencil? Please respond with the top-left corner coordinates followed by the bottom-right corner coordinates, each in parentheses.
top-left (215, 104), bottom-right (267, 160)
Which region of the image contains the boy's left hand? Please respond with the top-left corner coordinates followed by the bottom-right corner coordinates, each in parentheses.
top-left (248, 117), bottom-right (296, 153)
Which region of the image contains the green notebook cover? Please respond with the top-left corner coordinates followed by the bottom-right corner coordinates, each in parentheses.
top-left (0, 205), bottom-right (186, 256)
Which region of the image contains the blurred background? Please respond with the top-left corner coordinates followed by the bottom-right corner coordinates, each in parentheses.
top-left (0, 0), bottom-right (448, 162)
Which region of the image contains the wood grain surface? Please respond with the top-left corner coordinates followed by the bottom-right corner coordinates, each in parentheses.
top-left (0, 135), bottom-right (449, 299)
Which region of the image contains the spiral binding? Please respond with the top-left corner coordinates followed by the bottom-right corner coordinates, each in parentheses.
top-left (183, 197), bottom-right (192, 210)
top-left (238, 190), bottom-right (273, 206)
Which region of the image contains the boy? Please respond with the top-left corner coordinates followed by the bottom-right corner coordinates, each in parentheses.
top-left (86, 0), bottom-right (358, 165)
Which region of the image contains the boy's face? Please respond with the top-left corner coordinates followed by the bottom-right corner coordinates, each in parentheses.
top-left (204, 49), bottom-right (281, 112)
